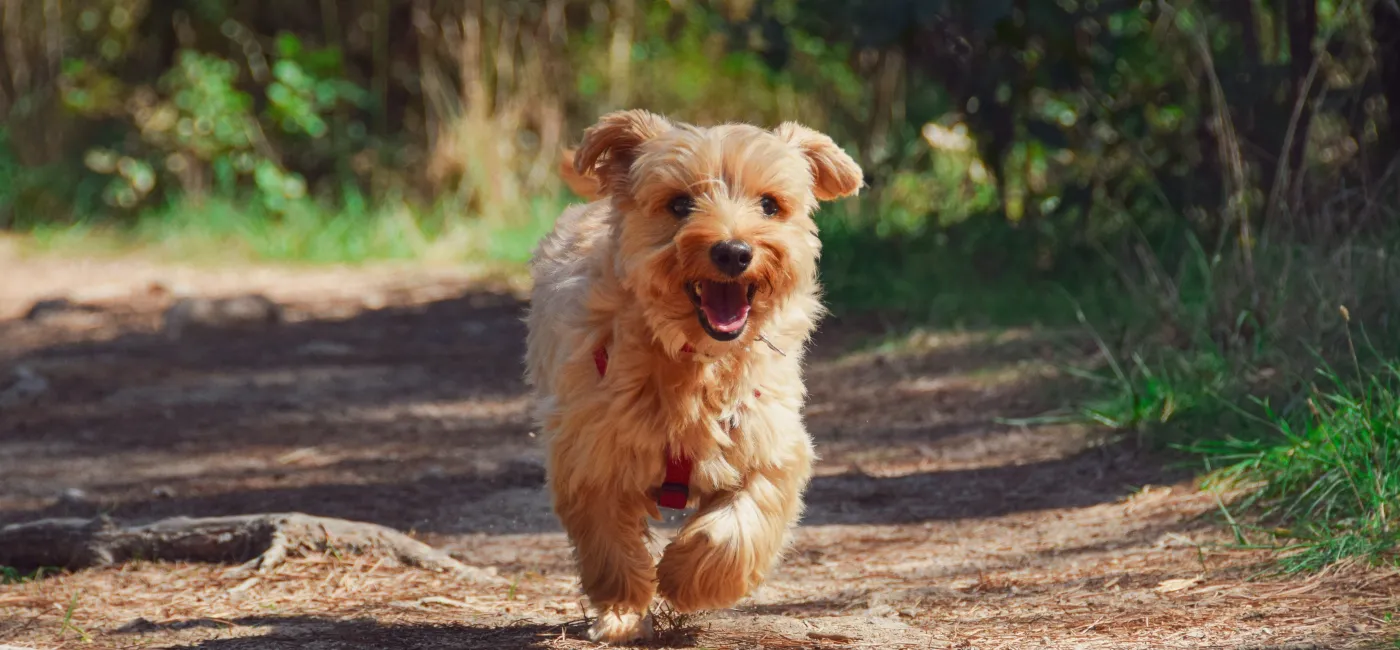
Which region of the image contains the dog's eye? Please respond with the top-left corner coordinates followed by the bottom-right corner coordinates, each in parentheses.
top-left (759, 194), bottom-right (780, 217)
top-left (668, 195), bottom-right (695, 218)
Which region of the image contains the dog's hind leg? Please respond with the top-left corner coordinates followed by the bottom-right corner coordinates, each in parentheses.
top-left (655, 455), bottom-right (811, 612)
top-left (554, 485), bottom-right (657, 642)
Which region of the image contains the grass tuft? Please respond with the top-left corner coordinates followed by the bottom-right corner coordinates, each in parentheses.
top-left (1, 565), bottom-right (60, 584)
top-left (1077, 234), bottom-right (1400, 572)
top-left (1190, 343), bottom-right (1400, 571)
top-left (57, 592), bottom-right (92, 642)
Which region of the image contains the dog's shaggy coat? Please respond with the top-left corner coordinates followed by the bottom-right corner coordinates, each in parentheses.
top-left (525, 110), bottom-right (862, 642)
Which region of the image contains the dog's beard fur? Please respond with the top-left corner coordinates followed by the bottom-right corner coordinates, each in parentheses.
top-left (526, 110), bottom-right (862, 643)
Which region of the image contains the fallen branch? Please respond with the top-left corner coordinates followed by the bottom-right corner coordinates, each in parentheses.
top-left (0, 513), bottom-right (502, 584)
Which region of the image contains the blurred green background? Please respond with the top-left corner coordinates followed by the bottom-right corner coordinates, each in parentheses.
top-left (3, 0), bottom-right (1400, 569)
top-left (2, 0), bottom-right (1395, 321)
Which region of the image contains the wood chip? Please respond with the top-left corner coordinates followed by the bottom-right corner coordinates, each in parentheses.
top-left (1155, 577), bottom-right (1204, 593)
top-left (228, 576), bottom-right (260, 593)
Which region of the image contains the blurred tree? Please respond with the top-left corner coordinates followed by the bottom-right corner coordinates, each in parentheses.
top-left (0, 0), bottom-right (1393, 253)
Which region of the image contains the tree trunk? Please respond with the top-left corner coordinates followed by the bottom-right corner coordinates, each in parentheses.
top-left (607, 0), bottom-right (634, 110)
top-left (1374, 0), bottom-right (1400, 169)
top-left (1285, 0), bottom-right (1317, 179)
top-left (1221, 0), bottom-right (1262, 68)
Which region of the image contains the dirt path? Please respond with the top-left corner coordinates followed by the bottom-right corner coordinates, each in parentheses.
top-left (1, 243), bottom-right (1396, 650)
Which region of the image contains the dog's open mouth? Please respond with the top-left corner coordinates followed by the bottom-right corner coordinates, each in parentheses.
top-left (686, 280), bottom-right (757, 341)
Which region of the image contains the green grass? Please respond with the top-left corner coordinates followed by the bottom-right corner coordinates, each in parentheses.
top-left (1, 565), bottom-right (59, 584)
top-left (56, 591), bottom-right (92, 642)
top-left (18, 193), bottom-right (566, 267)
top-left (1072, 235), bottom-right (1400, 573)
top-left (1191, 344), bottom-right (1400, 572)
top-left (1084, 348), bottom-right (1400, 573)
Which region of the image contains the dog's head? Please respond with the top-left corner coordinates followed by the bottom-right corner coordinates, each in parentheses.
top-left (572, 110), bottom-right (862, 353)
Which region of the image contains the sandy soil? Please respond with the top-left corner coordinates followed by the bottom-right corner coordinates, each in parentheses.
top-left (1, 241), bottom-right (1396, 650)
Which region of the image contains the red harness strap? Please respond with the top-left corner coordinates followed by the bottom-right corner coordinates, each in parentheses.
top-left (594, 344), bottom-right (694, 510)
top-left (593, 343), bottom-right (761, 511)
top-left (658, 452), bottom-right (694, 510)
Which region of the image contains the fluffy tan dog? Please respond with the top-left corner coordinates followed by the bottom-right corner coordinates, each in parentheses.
top-left (525, 110), bottom-right (862, 642)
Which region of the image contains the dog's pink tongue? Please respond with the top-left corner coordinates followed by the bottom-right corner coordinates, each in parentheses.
top-left (700, 281), bottom-right (750, 333)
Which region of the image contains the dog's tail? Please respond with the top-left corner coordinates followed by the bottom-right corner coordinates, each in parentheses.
top-left (559, 149), bottom-right (603, 202)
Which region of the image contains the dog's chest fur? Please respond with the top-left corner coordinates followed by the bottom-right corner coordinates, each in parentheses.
top-left (597, 340), bottom-right (798, 496)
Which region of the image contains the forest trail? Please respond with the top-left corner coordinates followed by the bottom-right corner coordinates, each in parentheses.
top-left (1, 246), bottom-right (1395, 650)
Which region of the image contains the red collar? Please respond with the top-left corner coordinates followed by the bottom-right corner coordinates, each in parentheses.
top-left (593, 343), bottom-right (760, 511)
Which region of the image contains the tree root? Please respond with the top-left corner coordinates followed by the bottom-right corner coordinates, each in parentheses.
top-left (0, 513), bottom-right (502, 584)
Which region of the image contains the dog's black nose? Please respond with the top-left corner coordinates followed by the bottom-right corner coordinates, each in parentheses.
top-left (710, 240), bottom-right (753, 277)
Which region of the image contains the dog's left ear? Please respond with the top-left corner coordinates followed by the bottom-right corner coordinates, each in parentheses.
top-left (559, 149), bottom-right (603, 201)
top-left (773, 123), bottom-right (864, 201)
top-left (574, 110), bottom-right (673, 195)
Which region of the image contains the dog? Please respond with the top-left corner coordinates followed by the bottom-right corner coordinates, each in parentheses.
top-left (525, 110), bottom-right (862, 642)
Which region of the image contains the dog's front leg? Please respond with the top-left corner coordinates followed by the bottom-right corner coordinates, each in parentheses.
top-left (554, 485), bottom-right (657, 642)
top-left (655, 460), bottom-right (809, 612)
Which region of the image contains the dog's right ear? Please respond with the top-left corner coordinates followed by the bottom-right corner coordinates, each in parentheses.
top-left (773, 122), bottom-right (864, 201)
top-left (573, 110), bottom-right (672, 195)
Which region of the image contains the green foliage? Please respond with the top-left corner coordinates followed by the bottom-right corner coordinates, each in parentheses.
top-left (0, 129), bottom-right (19, 226)
top-left (0, 129), bottom-right (105, 228)
top-left (61, 43), bottom-right (361, 214)
top-left (820, 216), bottom-right (1083, 327)
top-left (265, 33), bottom-right (369, 140)
top-left (4, 0), bottom-right (1390, 248)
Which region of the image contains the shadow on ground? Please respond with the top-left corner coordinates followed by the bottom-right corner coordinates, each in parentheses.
top-left (137, 615), bottom-right (588, 650)
top-left (1, 287), bottom-right (1169, 536)
top-left (1, 440), bottom-right (1168, 535)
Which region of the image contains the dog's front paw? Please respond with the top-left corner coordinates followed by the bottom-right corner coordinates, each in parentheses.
top-left (656, 531), bottom-right (754, 613)
top-left (588, 608), bottom-right (654, 644)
